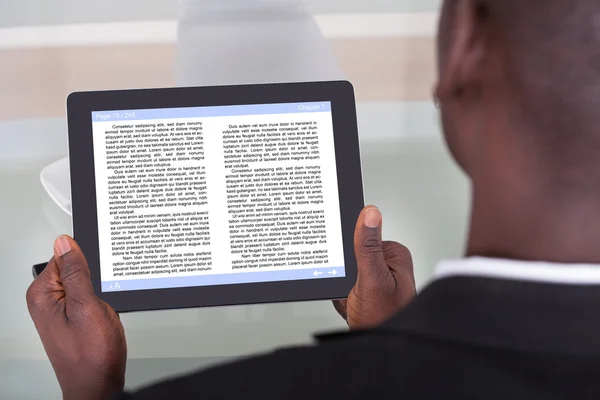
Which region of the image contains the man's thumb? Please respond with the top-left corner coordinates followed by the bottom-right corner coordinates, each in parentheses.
top-left (354, 206), bottom-right (387, 287)
top-left (53, 235), bottom-right (96, 301)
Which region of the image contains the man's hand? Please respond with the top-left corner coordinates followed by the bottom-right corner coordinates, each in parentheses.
top-left (333, 206), bottom-right (416, 330)
top-left (26, 236), bottom-right (127, 400)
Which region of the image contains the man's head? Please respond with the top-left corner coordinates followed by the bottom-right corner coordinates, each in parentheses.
top-left (437, 0), bottom-right (600, 181)
top-left (435, 0), bottom-right (600, 261)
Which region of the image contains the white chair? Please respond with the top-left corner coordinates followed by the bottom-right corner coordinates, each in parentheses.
top-left (177, 0), bottom-right (343, 86)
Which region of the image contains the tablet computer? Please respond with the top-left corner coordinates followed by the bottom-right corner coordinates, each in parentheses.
top-left (67, 81), bottom-right (364, 313)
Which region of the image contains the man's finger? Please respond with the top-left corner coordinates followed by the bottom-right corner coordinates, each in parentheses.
top-left (26, 257), bottom-right (60, 315)
top-left (332, 299), bottom-right (348, 321)
top-left (382, 241), bottom-right (415, 282)
top-left (353, 206), bottom-right (388, 288)
top-left (33, 256), bottom-right (59, 283)
top-left (53, 235), bottom-right (96, 302)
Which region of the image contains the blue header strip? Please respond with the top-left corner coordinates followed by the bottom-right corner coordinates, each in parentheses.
top-left (92, 101), bottom-right (331, 122)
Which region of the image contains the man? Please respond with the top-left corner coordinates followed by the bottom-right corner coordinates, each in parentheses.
top-left (26, 0), bottom-right (600, 398)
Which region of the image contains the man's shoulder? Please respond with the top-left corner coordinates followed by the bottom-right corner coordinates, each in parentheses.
top-left (121, 330), bottom-right (474, 400)
top-left (121, 275), bottom-right (600, 399)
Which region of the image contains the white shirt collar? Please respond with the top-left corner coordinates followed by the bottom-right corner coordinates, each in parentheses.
top-left (434, 257), bottom-right (600, 285)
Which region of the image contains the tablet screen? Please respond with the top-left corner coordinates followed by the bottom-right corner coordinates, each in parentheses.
top-left (91, 102), bottom-right (346, 293)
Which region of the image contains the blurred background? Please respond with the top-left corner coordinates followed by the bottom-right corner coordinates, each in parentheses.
top-left (0, 0), bottom-right (470, 398)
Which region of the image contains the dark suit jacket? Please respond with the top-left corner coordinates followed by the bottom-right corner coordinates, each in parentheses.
top-left (119, 277), bottom-right (600, 399)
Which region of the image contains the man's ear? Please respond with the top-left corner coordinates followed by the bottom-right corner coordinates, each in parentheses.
top-left (436, 0), bottom-right (488, 103)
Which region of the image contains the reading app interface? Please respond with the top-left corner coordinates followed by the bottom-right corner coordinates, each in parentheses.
top-left (92, 102), bottom-right (345, 292)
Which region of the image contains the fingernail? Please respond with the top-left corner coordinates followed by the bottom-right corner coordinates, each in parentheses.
top-left (54, 236), bottom-right (72, 257)
top-left (364, 208), bottom-right (381, 229)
